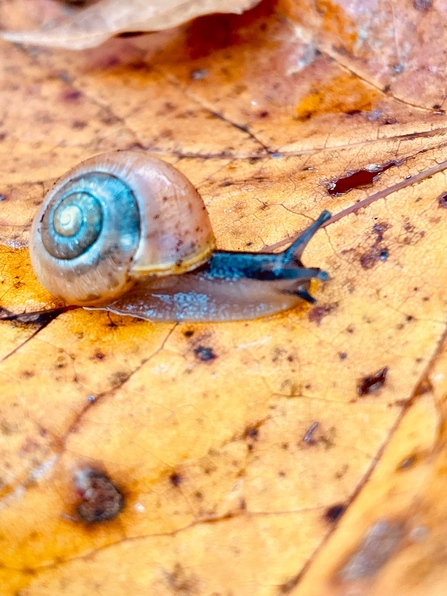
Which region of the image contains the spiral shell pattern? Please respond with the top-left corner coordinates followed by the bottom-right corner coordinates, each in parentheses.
top-left (29, 152), bottom-right (215, 305)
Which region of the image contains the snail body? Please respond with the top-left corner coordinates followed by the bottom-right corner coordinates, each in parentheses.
top-left (30, 151), bottom-right (329, 323)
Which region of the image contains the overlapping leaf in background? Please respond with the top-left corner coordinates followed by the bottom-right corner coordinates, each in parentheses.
top-left (0, 0), bottom-right (261, 49)
top-left (1, 0), bottom-right (447, 594)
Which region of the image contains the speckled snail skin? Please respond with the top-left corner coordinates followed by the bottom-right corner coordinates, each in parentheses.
top-left (30, 151), bottom-right (330, 322)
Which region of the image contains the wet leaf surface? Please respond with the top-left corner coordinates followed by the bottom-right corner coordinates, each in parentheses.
top-left (0, 1), bottom-right (447, 594)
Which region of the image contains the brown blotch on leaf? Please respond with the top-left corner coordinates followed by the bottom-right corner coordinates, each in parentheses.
top-left (165, 563), bottom-right (199, 594)
top-left (74, 468), bottom-right (124, 524)
top-left (336, 519), bottom-right (404, 582)
top-left (357, 366), bottom-right (388, 396)
top-left (325, 503), bottom-right (346, 523)
top-left (109, 370), bottom-right (129, 387)
top-left (21, 370), bottom-right (35, 379)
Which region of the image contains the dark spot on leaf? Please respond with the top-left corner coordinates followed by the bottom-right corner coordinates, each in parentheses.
top-left (259, 110), bottom-right (269, 118)
top-left (398, 454), bottom-right (417, 470)
top-left (339, 352), bottom-right (347, 360)
top-left (327, 161), bottom-right (400, 196)
top-left (109, 371), bottom-right (129, 387)
top-left (72, 120), bottom-right (87, 129)
top-left (62, 89), bottom-right (82, 102)
top-left (194, 346), bottom-right (216, 361)
top-left (165, 563), bottom-right (199, 593)
top-left (170, 472), bottom-right (182, 487)
top-left (95, 352), bottom-right (105, 360)
top-left (357, 366), bottom-right (388, 396)
top-left (325, 503), bottom-right (346, 523)
top-left (359, 222), bottom-right (391, 269)
top-left (74, 468), bottom-right (123, 524)
top-left (183, 329), bottom-right (194, 338)
top-left (308, 303), bottom-right (336, 325)
top-left (245, 426), bottom-right (259, 440)
top-left (413, 0), bottom-right (432, 10)
top-left (438, 192), bottom-right (447, 208)
top-left (360, 247), bottom-right (381, 269)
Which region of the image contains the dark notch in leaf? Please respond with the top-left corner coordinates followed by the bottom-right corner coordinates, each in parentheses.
top-left (327, 161), bottom-right (401, 196)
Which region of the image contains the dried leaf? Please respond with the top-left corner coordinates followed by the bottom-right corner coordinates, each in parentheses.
top-left (0, 0), bottom-right (261, 49)
top-left (2, 1), bottom-right (447, 595)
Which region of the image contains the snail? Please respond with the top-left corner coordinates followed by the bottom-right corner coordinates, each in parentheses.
top-left (29, 151), bottom-right (330, 322)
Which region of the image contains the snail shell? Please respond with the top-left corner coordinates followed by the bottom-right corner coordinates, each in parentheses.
top-left (30, 151), bottom-right (215, 306)
top-left (30, 151), bottom-right (329, 322)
